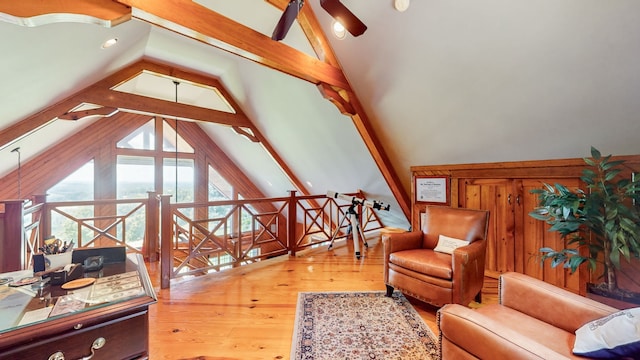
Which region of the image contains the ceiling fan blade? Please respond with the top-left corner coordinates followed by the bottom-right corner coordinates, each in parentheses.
top-left (271, 0), bottom-right (304, 41)
top-left (320, 0), bottom-right (367, 37)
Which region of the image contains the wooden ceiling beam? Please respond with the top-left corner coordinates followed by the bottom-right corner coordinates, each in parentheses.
top-left (266, 0), bottom-right (412, 217)
top-left (265, 0), bottom-right (341, 67)
top-left (79, 86), bottom-right (249, 127)
top-left (0, 59), bottom-right (252, 153)
top-left (117, 0), bottom-right (350, 90)
top-left (0, 0), bottom-right (131, 27)
top-left (0, 94), bottom-right (86, 152)
top-left (58, 106), bottom-right (119, 121)
top-left (317, 83), bottom-right (355, 116)
top-left (85, 59), bottom-right (249, 126)
top-left (348, 92), bottom-right (410, 217)
top-left (94, 59), bottom-right (232, 99)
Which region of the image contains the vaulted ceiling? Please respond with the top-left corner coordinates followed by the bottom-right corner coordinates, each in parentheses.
top-left (2, 1), bottom-right (640, 230)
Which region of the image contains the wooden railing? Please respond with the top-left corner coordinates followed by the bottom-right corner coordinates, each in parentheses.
top-left (0, 193), bottom-right (156, 272)
top-left (291, 192), bottom-right (384, 252)
top-left (158, 190), bottom-right (385, 288)
top-left (1, 191), bottom-right (385, 288)
top-left (43, 197), bottom-right (152, 254)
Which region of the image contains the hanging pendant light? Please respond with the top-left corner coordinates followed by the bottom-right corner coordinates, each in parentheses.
top-left (173, 80), bottom-right (180, 203)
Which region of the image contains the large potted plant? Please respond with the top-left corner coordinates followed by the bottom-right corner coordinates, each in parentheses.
top-left (529, 147), bottom-right (640, 301)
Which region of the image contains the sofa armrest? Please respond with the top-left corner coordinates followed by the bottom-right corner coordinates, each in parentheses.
top-left (383, 231), bottom-right (422, 284)
top-left (438, 304), bottom-right (560, 359)
top-left (499, 272), bottom-right (618, 333)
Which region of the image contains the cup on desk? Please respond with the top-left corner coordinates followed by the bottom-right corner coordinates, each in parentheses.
top-left (33, 252), bottom-right (73, 273)
top-left (45, 252), bottom-right (73, 270)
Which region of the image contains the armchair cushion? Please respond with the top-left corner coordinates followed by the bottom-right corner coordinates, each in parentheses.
top-left (389, 249), bottom-right (452, 279)
top-left (434, 234), bottom-right (469, 254)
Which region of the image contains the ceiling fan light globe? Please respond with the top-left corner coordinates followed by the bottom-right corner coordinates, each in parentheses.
top-left (332, 21), bottom-right (346, 39)
top-left (394, 0), bottom-right (410, 12)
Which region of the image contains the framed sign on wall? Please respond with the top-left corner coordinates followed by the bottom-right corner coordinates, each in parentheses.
top-left (415, 176), bottom-right (449, 204)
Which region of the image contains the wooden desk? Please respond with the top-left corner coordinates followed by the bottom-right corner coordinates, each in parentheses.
top-left (0, 254), bottom-right (156, 360)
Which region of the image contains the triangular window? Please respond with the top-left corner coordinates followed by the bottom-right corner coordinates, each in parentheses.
top-left (208, 165), bottom-right (233, 200)
top-left (117, 118), bottom-right (155, 150)
top-left (163, 120), bottom-right (194, 153)
top-left (116, 118), bottom-right (195, 153)
top-left (46, 160), bottom-right (95, 244)
top-left (47, 160), bottom-right (94, 201)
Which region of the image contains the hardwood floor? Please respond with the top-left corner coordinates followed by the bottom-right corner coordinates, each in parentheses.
top-left (145, 232), bottom-right (498, 360)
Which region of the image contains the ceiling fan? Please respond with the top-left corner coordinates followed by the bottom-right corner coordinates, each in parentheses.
top-left (271, 0), bottom-right (304, 41)
top-left (271, 0), bottom-right (367, 41)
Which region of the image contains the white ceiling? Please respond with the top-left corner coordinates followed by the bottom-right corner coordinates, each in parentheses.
top-left (2, 1), bottom-right (640, 230)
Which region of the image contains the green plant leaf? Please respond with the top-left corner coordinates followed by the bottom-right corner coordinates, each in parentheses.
top-left (527, 147), bottom-right (639, 290)
top-left (568, 256), bottom-right (586, 273)
top-left (610, 249), bottom-right (621, 269)
top-left (601, 160), bottom-right (625, 171)
top-left (582, 168), bottom-right (597, 178)
top-left (604, 169), bottom-right (622, 181)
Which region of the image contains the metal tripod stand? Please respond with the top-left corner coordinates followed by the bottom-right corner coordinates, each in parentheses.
top-left (327, 202), bottom-right (367, 259)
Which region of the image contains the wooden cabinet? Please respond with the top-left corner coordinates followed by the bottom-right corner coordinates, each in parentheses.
top-left (411, 155), bottom-right (640, 295)
top-left (0, 253), bottom-right (156, 360)
top-left (2, 309), bottom-right (149, 360)
top-left (459, 177), bottom-right (582, 293)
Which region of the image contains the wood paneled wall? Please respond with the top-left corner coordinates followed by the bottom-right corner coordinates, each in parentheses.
top-left (410, 154), bottom-right (640, 294)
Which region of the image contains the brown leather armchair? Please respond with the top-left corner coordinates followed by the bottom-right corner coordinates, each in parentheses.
top-left (383, 206), bottom-right (489, 307)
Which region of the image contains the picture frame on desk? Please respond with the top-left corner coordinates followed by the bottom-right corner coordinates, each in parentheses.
top-left (415, 176), bottom-right (450, 205)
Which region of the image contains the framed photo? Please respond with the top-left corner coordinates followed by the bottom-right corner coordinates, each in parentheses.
top-left (415, 176), bottom-right (449, 204)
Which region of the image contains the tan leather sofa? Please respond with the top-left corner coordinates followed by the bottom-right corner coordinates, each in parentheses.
top-left (437, 272), bottom-right (618, 359)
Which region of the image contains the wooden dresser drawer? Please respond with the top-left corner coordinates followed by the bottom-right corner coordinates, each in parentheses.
top-left (0, 310), bottom-right (149, 360)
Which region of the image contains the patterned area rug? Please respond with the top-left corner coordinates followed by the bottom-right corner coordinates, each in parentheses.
top-left (290, 291), bottom-right (440, 360)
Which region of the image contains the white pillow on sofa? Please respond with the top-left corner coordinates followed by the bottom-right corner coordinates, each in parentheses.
top-left (433, 235), bottom-right (468, 254)
top-left (573, 307), bottom-right (640, 358)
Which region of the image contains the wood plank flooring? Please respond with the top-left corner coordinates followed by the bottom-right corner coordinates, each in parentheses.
top-left (145, 232), bottom-right (498, 360)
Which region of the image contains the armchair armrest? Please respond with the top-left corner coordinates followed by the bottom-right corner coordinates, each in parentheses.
top-left (499, 272), bottom-right (618, 333)
top-left (451, 239), bottom-right (486, 305)
top-left (383, 230), bottom-right (422, 284)
top-left (382, 230), bottom-right (423, 254)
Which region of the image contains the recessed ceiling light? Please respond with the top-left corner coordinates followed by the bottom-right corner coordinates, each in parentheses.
top-left (101, 38), bottom-right (118, 49)
top-left (332, 21), bottom-right (346, 40)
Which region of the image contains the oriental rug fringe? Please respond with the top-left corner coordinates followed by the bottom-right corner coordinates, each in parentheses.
top-left (290, 291), bottom-right (440, 360)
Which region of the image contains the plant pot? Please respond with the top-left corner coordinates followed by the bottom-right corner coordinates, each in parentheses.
top-left (586, 283), bottom-right (640, 309)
